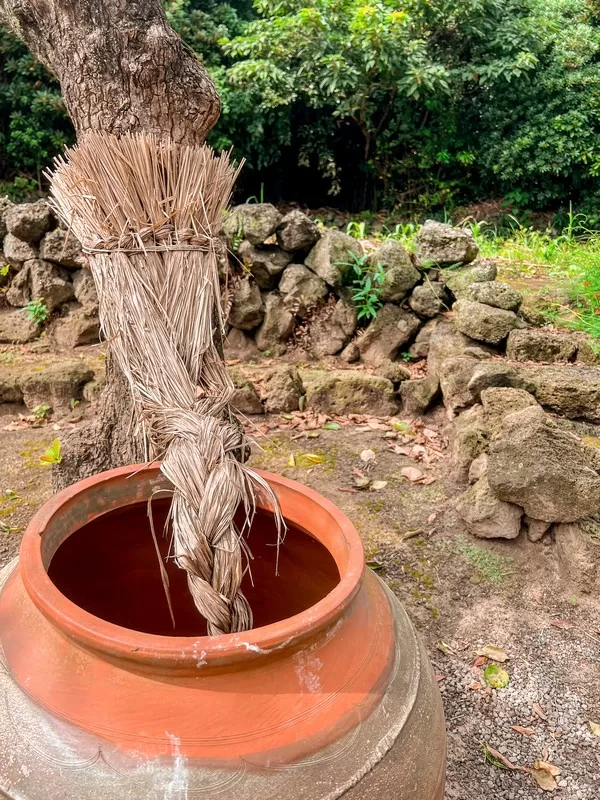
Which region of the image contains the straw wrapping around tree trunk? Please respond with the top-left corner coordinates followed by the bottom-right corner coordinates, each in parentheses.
top-left (48, 133), bottom-right (283, 636)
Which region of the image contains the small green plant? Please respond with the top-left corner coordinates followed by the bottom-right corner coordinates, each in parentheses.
top-left (31, 403), bottom-right (51, 421)
top-left (39, 439), bottom-right (61, 465)
top-left (337, 251), bottom-right (385, 322)
top-left (0, 264), bottom-right (10, 279)
top-left (346, 220), bottom-right (367, 240)
top-left (69, 398), bottom-right (80, 410)
top-left (399, 351), bottom-right (413, 362)
top-left (21, 299), bottom-right (49, 326)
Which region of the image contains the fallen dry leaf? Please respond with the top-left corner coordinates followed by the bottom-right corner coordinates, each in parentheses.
top-left (589, 721), bottom-right (600, 736)
top-left (370, 480), bottom-right (388, 491)
top-left (550, 619), bottom-right (574, 630)
top-left (468, 681), bottom-right (483, 691)
top-left (477, 644), bottom-right (509, 663)
top-left (511, 725), bottom-right (535, 736)
top-left (533, 703), bottom-right (548, 721)
top-left (400, 466), bottom-right (424, 482)
top-left (339, 487), bottom-right (359, 494)
top-left (427, 512), bottom-right (437, 524)
top-left (527, 768), bottom-right (557, 792)
top-left (360, 448), bottom-right (376, 463)
top-left (534, 760), bottom-right (561, 777)
top-left (353, 476), bottom-right (371, 490)
top-left (436, 640), bottom-right (455, 656)
top-left (483, 744), bottom-right (518, 771)
top-left (473, 656), bottom-right (486, 667)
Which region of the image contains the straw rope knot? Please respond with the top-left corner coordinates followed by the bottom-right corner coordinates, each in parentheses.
top-left (48, 133), bottom-right (283, 637)
top-left (84, 223), bottom-right (227, 256)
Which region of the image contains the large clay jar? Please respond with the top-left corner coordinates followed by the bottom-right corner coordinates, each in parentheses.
top-left (0, 465), bottom-right (445, 799)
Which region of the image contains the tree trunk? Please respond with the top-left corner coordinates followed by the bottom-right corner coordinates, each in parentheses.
top-left (0, 0), bottom-right (221, 489)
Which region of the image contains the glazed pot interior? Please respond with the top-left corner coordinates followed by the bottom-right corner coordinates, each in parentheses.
top-left (47, 498), bottom-right (340, 637)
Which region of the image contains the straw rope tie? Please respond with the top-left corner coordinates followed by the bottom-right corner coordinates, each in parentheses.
top-left (85, 224), bottom-right (227, 255)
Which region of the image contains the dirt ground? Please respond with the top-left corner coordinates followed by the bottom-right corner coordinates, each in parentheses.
top-left (0, 397), bottom-right (599, 798)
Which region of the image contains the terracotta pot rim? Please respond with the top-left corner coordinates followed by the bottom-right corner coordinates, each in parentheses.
top-left (20, 464), bottom-right (365, 670)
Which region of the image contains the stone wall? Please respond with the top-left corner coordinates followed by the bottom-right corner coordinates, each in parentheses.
top-left (0, 199), bottom-right (99, 349)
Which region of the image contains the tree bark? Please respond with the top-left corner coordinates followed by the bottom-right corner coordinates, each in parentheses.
top-left (0, 0), bottom-right (221, 488)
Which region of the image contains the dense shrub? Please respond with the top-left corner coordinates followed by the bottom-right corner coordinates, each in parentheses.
top-left (0, 0), bottom-right (598, 214)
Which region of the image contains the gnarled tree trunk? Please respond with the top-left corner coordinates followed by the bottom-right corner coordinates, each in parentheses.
top-left (0, 0), bottom-right (221, 488)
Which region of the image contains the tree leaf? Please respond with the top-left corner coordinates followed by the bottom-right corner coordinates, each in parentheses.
top-left (287, 453), bottom-right (296, 467)
top-left (511, 725), bottom-right (535, 736)
top-left (400, 466), bottom-right (424, 482)
top-left (534, 760), bottom-right (561, 777)
top-left (360, 448), bottom-right (376, 462)
top-left (304, 453), bottom-right (325, 464)
top-left (589, 720), bottom-right (600, 736)
top-left (323, 421), bottom-right (341, 430)
top-left (370, 480), bottom-right (388, 491)
top-left (483, 664), bottom-right (510, 688)
top-left (527, 768), bottom-right (558, 791)
top-left (477, 644), bottom-right (509, 662)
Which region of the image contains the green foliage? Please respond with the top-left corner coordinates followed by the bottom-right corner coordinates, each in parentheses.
top-left (0, 29), bottom-right (73, 196)
top-left (337, 250), bottom-right (385, 321)
top-left (21, 299), bottom-right (49, 326)
top-left (39, 438), bottom-right (61, 465)
top-left (31, 403), bottom-right (51, 420)
top-left (0, 0), bottom-right (598, 214)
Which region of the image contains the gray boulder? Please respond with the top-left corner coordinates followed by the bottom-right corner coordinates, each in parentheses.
top-left (442, 262), bottom-right (497, 299)
top-left (306, 370), bottom-right (397, 415)
top-left (453, 299), bottom-right (524, 345)
top-left (415, 220), bottom-right (478, 267)
top-left (223, 204), bottom-right (282, 246)
top-left (29, 259), bottom-right (74, 312)
top-left (255, 293), bottom-right (295, 354)
top-left (467, 361), bottom-right (534, 402)
top-left (3, 232), bottom-right (37, 266)
top-left (357, 304), bottom-right (421, 366)
top-left (524, 516), bottom-right (551, 543)
top-left (340, 341), bottom-right (360, 363)
top-left (227, 279), bottom-right (264, 331)
top-left (19, 359), bottom-right (94, 411)
top-left (263, 366), bottom-right (304, 413)
top-left (276, 210), bottom-right (319, 252)
top-left (304, 230), bottom-right (362, 288)
top-left (5, 200), bottom-right (52, 243)
top-left (409, 319), bottom-right (438, 359)
top-left (467, 280), bottom-right (522, 311)
top-left (480, 387), bottom-right (540, 434)
top-left (279, 264), bottom-right (328, 318)
top-left (375, 359), bottom-right (412, 385)
top-left (488, 405), bottom-right (600, 522)
top-left (0, 196), bottom-right (13, 238)
top-left (439, 355), bottom-right (480, 414)
top-left (408, 281), bottom-right (448, 318)
top-left (237, 240), bottom-right (292, 289)
top-left (506, 328), bottom-right (577, 363)
top-left (229, 369), bottom-right (263, 415)
top-left (456, 476), bottom-right (522, 539)
top-left (310, 296), bottom-right (357, 358)
top-left (51, 303), bottom-right (100, 349)
top-left (519, 364), bottom-right (600, 422)
top-left (72, 270), bottom-right (98, 312)
top-left (468, 452), bottom-right (489, 484)
top-left (0, 308), bottom-right (38, 343)
top-left (426, 319), bottom-right (492, 378)
top-left (224, 328), bottom-right (258, 361)
top-left (6, 264), bottom-right (31, 307)
top-left (39, 228), bottom-right (86, 269)
top-left (367, 241), bottom-right (420, 302)
top-left (399, 375), bottom-right (440, 415)
top-left (451, 404), bottom-right (490, 477)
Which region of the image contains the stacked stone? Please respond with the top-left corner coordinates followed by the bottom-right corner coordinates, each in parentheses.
top-left (0, 198), bottom-right (99, 348)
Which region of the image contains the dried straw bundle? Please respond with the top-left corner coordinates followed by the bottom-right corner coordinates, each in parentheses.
top-left (48, 132), bottom-right (282, 635)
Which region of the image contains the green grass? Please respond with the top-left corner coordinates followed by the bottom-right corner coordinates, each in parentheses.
top-left (455, 536), bottom-right (513, 584)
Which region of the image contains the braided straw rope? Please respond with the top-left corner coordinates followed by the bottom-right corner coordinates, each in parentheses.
top-left (48, 133), bottom-right (284, 635)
